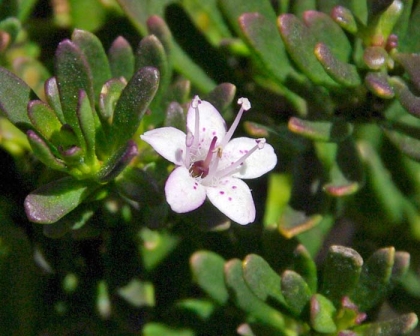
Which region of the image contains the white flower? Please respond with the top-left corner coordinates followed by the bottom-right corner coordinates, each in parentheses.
top-left (140, 96), bottom-right (277, 225)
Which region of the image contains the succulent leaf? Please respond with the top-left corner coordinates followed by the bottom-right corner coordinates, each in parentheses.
top-left (111, 66), bottom-right (159, 151)
top-left (190, 250), bottom-right (229, 305)
top-left (24, 176), bottom-right (100, 224)
top-left (108, 36), bottom-right (135, 80)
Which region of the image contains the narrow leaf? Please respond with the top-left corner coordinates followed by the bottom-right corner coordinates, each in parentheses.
top-left (44, 77), bottom-right (65, 124)
top-left (288, 116), bottom-right (353, 142)
top-left (111, 66), bottom-right (159, 150)
top-left (24, 177), bottom-right (99, 224)
top-left (0, 67), bottom-right (36, 130)
top-left (97, 140), bottom-right (138, 183)
top-left (314, 43), bottom-right (362, 87)
top-left (278, 14), bottom-right (337, 86)
top-left (27, 100), bottom-right (63, 140)
top-left (72, 29), bottom-right (112, 100)
top-left (108, 36), bottom-right (135, 80)
top-left (239, 12), bottom-right (291, 82)
top-left (26, 130), bottom-right (66, 171)
top-left (55, 39), bottom-right (93, 143)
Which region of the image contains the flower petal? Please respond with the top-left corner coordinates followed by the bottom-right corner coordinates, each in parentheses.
top-left (206, 177), bottom-right (255, 225)
top-left (141, 127), bottom-right (186, 165)
top-left (221, 137), bottom-right (277, 179)
top-left (165, 166), bottom-right (206, 213)
top-left (187, 100), bottom-right (227, 154)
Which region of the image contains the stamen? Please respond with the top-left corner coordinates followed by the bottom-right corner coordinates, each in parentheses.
top-left (191, 95), bottom-right (201, 150)
top-left (215, 138), bottom-right (265, 179)
top-left (219, 97), bottom-right (251, 148)
top-left (185, 130), bottom-right (194, 167)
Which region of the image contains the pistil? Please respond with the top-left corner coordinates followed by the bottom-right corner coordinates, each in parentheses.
top-left (189, 136), bottom-right (218, 178)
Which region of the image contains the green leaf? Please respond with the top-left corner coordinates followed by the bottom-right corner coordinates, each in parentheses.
top-left (164, 102), bottom-right (186, 130)
top-left (330, 6), bottom-right (359, 34)
top-left (108, 36), bottom-right (135, 80)
top-left (303, 10), bottom-right (351, 62)
top-left (0, 17), bottom-right (21, 45)
top-left (400, 1), bottom-right (420, 52)
top-left (278, 205), bottom-right (323, 239)
top-left (26, 130), bottom-right (66, 171)
top-left (44, 77), bottom-right (65, 124)
top-left (391, 76), bottom-right (420, 118)
top-left (0, 67), bottom-right (36, 130)
top-left (205, 83), bottom-right (236, 113)
top-left (316, 139), bottom-right (364, 197)
top-left (135, 35), bottom-right (168, 84)
top-left (27, 100), bottom-right (63, 141)
top-left (314, 43), bottom-right (362, 87)
top-left (321, 245), bottom-right (363, 304)
top-left (382, 117), bottom-right (420, 162)
top-left (182, 0), bottom-right (232, 46)
top-left (68, 0), bottom-right (107, 31)
top-left (358, 141), bottom-right (406, 222)
top-left (135, 34), bottom-right (169, 124)
top-left (288, 116), bottom-right (354, 142)
top-left (116, 1), bottom-right (215, 92)
top-left (190, 250), bottom-right (229, 305)
top-left (76, 90), bottom-right (96, 166)
top-left (219, 0), bottom-right (278, 35)
top-left (351, 247), bottom-right (395, 311)
top-left (292, 244), bottom-right (317, 293)
top-left (24, 176), bottom-right (99, 224)
top-left (97, 140), bottom-right (138, 183)
top-left (142, 323), bottom-right (194, 336)
top-left (111, 66), bottom-right (159, 151)
top-left (364, 0), bottom-right (403, 46)
top-left (391, 251), bottom-right (410, 282)
top-left (353, 313), bottom-right (418, 336)
top-left (115, 167), bottom-right (163, 206)
top-left (55, 39), bottom-right (93, 144)
top-left (98, 78), bottom-right (126, 136)
top-left (281, 270), bottom-right (312, 316)
top-left (242, 254), bottom-right (286, 307)
top-left (310, 294), bottom-right (337, 333)
top-left (278, 14), bottom-right (337, 86)
top-left (139, 228), bottom-right (180, 271)
top-left (239, 12), bottom-right (291, 82)
top-left (224, 259), bottom-right (286, 330)
top-left (72, 29), bottom-right (112, 100)
top-left (365, 72), bottom-right (394, 99)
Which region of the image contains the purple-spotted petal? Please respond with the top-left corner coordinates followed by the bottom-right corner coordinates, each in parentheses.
top-left (165, 166), bottom-right (206, 213)
top-left (141, 127), bottom-right (186, 165)
top-left (206, 177), bottom-right (255, 225)
top-left (221, 137), bottom-right (277, 179)
top-left (187, 100), bottom-right (227, 152)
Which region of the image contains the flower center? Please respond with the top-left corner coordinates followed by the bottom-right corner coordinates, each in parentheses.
top-left (189, 136), bottom-right (218, 178)
top-left (186, 96), bottom-right (265, 184)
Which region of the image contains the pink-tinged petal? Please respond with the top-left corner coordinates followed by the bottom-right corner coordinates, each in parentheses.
top-left (165, 166), bottom-right (206, 213)
top-left (206, 177), bottom-right (255, 225)
top-left (221, 137), bottom-right (277, 179)
top-left (141, 127), bottom-right (186, 165)
top-left (187, 100), bottom-right (227, 153)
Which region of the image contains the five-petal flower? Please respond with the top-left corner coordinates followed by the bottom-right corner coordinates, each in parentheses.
top-left (140, 96), bottom-right (277, 225)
